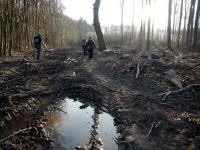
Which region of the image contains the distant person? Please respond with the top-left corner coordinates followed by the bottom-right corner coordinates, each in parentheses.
top-left (82, 39), bottom-right (87, 56)
top-left (86, 37), bottom-right (96, 60)
top-left (34, 33), bottom-right (47, 61)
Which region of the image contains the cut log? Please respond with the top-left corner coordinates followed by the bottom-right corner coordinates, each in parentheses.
top-left (166, 76), bottom-right (182, 88)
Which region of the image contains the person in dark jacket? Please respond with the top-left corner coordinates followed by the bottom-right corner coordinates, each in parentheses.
top-left (34, 33), bottom-right (47, 60)
top-left (82, 39), bottom-right (87, 56)
top-left (86, 37), bottom-right (96, 60)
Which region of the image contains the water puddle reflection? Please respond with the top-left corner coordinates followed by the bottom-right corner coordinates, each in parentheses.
top-left (47, 98), bottom-right (118, 150)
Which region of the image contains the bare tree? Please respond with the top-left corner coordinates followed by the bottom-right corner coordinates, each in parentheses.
top-left (177, 0), bottom-right (184, 48)
top-left (131, 0), bottom-right (135, 45)
top-left (0, 0), bottom-right (94, 56)
top-left (172, 0), bottom-right (177, 43)
top-left (146, 0), bottom-right (151, 50)
top-left (167, 0), bottom-right (173, 50)
top-left (192, 0), bottom-right (200, 49)
top-left (93, 0), bottom-right (106, 50)
top-left (183, 0), bottom-right (188, 45)
top-left (120, 0), bottom-right (125, 46)
top-left (186, 0), bottom-right (196, 45)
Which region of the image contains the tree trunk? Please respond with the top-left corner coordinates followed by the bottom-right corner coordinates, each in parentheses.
top-left (186, 0), bottom-right (196, 46)
top-left (167, 0), bottom-right (172, 50)
top-left (172, 0), bottom-right (177, 44)
top-left (192, 0), bottom-right (200, 49)
top-left (132, 0), bottom-right (135, 46)
top-left (93, 0), bottom-right (106, 50)
top-left (183, 0), bottom-right (187, 46)
top-left (146, 18), bottom-right (151, 50)
top-left (177, 0), bottom-right (183, 48)
top-left (120, 0), bottom-right (124, 46)
top-left (139, 22), bottom-right (143, 49)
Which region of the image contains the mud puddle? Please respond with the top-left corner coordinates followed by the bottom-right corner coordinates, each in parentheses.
top-left (46, 98), bottom-right (118, 150)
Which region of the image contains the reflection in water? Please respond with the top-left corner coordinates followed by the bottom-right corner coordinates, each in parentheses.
top-left (89, 108), bottom-right (102, 149)
top-left (47, 98), bottom-right (118, 150)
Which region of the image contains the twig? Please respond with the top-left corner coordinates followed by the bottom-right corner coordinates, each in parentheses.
top-left (0, 127), bottom-right (33, 143)
top-left (140, 59), bottom-right (150, 71)
top-left (147, 122), bottom-right (156, 137)
top-left (12, 88), bottom-right (54, 98)
top-left (3, 68), bottom-right (21, 76)
top-left (161, 84), bottom-right (200, 100)
top-left (185, 63), bottom-right (200, 71)
top-left (114, 139), bottom-right (133, 144)
top-left (54, 107), bottom-right (67, 113)
top-left (158, 102), bottom-right (176, 109)
top-left (136, 62), bottom-right (140, 79)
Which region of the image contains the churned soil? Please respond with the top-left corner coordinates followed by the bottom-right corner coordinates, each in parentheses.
top-left (0, 48), bottom-right (200, 150)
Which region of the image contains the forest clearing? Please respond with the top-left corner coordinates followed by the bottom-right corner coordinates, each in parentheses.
top-left (0, 0), bottom-right (200, 149)
top-left (0, 48), bottom-right (200, 149)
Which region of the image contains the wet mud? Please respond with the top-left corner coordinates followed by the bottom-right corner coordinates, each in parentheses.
top-left (0, 48), bottom-right (200, 149)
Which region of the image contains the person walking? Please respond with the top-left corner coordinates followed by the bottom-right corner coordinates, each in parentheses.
top-left (82, 39), bottom-right (87, 56)
top-left (34, 33), bottom-right (47, 61)
top-left (86, 37), bottom-right (96, 60)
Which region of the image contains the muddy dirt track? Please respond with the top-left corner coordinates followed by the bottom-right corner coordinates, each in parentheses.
top-left (0, 48), bottom-right (200, 150)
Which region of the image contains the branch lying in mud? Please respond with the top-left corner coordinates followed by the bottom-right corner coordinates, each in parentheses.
top-left (12, 88), bottom-right (54, 98)
top-left (185, 63), bottom-right (200, 71)
top-left (3, 68), bottom-right (21, 76)
top-left (0, 127), bottom-right (34, 143)
top-left (147, 121), bottom-right (162, 137)
top-left (161, 84), bottom-right (200, 100)
top-left (114, 139), bottom-right (134, 144)
top-left (54, 106), bottom-right (68, 113)
top-left (147, 122), bottom-right (156, 137)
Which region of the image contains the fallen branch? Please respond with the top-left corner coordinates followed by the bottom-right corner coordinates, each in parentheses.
top-left (0, 127), bottom-right (33, 143)
top-left (4, 69), bottom-right (21, 76)
top-left (147, 122), bottom-right (156, 137)
top-left (136, 59), bottom-right (150, 79)
top-left (185, 63), bottom-right (200, 71)
top-left (114, 139), bottom-right (134, 144)
top-left (54, 106), bottom-right (67, 113)
top-left (161, 84), bottom-right (200, 100)
top-left (158, 102), bottom-right (176, 109)
top-left (12, 88), bottom-right (54, 98)
top-left (136, 62), bottom-right (140, 79)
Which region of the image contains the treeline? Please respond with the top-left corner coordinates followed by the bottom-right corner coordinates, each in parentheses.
top-left (0, 0), bottom-right (94, 56)
top-left (103, 0), bottom-right (200, 51)
top-left (165, 0), bottom-right (200, 50)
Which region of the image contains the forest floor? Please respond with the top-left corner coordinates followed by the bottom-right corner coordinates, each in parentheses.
top-left (0, 47), bottom-right (200, 150)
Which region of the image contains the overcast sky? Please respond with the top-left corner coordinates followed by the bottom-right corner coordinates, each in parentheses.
top-left (62, 0), bottom-right (169, 29)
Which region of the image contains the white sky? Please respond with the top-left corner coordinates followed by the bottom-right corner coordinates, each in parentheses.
top-left (62, 0), bottom-right (169, 30)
